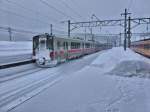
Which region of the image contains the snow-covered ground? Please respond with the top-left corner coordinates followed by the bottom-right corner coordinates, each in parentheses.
top-left (0, 47), bottom-right (150, 112)
top-left (0, 41), bottom-right (32, 57)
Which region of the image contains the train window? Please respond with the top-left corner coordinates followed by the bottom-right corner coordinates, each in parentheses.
top-left (39, 39), bottom-right (46, 50)
top-left (33, 37), bottom-right (39, 49)
top-left (148, 44), bottom-right (150, 49)
top-left (77, 43), bottom-right (80, 49)
top-left (63, 42), bottom-right (68, 50)
top-left (47, 38), bottom-right (53, 50)
top-left (85, 43), bottom-right (90, 48)
top-left (78, 43), bottom-right (81, 48)
top-left (71, 42), bottom-right (75, 49)
top-left (57, 41), bottom-right (61, 49)
top-left (63, 42), bottom-right (65, 49)
top-left (66, 42), bottom-right (68, 49)
top-left (144, 44), bottom-right (150, 49)
top-left (71, 42), bottom-right (80, 49)
top-left (82, 43), bottom-right (84, 48)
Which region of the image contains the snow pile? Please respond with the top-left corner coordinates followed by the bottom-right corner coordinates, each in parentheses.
top-left (0, 41), bottom-right (32, 56)
top-left (91, 47), bottom-right (150, 78)
top-left (6, 47), bottom-right (150, 112)
top-left (110, 60), bottom-right (150, 78)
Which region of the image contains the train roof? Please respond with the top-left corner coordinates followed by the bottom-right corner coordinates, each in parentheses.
top-left (132, 38), bottom-right (150, 43)
top-left (33, 33), bottom-right (97, 43)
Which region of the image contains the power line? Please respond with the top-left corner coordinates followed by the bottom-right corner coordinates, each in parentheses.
top-left (0, 8), bottom-right (66, 33)
top-left (5, 0), bottom-right (58, 23)
top-left (39, 0), bottom-right (76, 21)
top-left (1, 0), bottom-right (75, 32)
top-left (70, 0), bottom-right (82, 11)
top-left (60, 0), bottom-right (83, 19)
top-left (128, 0), bottom-right (134, 11)
top-left (0, 8), bottom-right (51, 25)
top-left (53, 28), bottom-right (67, 33)
top-left (0, 26), bottom-right (41, 34)
top-left (70, 0), bottom-right (88, 19)
top-left (0, 25), bottom-right (68, 36)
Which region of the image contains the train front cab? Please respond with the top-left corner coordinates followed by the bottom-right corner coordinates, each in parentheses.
top-left (33, 34), bottom-right (57, 67)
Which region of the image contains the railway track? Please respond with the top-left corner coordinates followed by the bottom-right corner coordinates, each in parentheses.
top-left (0, 59), bottom-right (35, 70)
top-left (0, 67), bottom-right (42, 83)
top-left (0, 51), bottom-right (101, 112)
top-left (0, 70), bottom-right (63, 112)
top-left (0, 54), bottom-right (35, 70)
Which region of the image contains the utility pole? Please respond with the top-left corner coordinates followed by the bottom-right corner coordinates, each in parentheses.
top-left (91, 15), bottom-right (94, 41)
top-left (107, 36), bottom-right (109, 48)
top-left (50, 24), bottom-right (53, 36)
top-left (68, 20), bottom-right (70, 37)
top-left (90, 28), bottom-right (94, 41)
top-left (127, 16), bottom-right (131, 48)
top-left (8, 27), bottom-right (12, 41)
top-left (84, 27), bottom-right (87, 41)
top-left (121, 8), bottom-right (131, 50)
top-left (92, 14), bottom-right (102, 32)
top-left (119, 33), bottom-right (122, 46)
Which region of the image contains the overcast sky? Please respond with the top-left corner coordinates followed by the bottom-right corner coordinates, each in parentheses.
top-left (0, 0), bottom-right (150, 40)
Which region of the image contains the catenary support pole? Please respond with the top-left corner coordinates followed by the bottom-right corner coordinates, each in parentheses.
top-left (128, 16), bottom-right (131, 48)
top-left (50, 24), bottom-right (53, 36)
top-left (8, 27), bottom-right (12, 41)
top-left (68, 20), bottom-right (70, 37)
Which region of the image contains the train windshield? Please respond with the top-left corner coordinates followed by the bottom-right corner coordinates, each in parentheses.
top-left (38, 35), bottom-right (53, 51)
top-left (39, 38), bottom-right (46, 50)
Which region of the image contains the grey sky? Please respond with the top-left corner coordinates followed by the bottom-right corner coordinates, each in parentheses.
top-left (0, 0), bottom-right (150, 40)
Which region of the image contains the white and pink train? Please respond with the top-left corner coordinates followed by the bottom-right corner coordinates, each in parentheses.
top-left (32, 33), bottom-right (111, 67)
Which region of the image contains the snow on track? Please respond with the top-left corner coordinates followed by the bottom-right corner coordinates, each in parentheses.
top-left (8, 47), bottom-right (150, 112)
top-left (0, 51), bottom-right (101, 112)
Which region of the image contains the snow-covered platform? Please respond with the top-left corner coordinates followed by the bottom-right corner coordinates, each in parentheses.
top-left (1, 47), bottom-right (150, 112)
top-left (0, 41), bottom-right (32, 57)
top-left (0, 41), bottom-right (32, 65)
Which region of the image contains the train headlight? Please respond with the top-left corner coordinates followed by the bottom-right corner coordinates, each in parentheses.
top-left (38, 57), bottom-right (46, 65)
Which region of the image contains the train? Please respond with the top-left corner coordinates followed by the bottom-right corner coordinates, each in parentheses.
top-left (131, 38), bottom-right (150, 57)
top-left (32, 33), bottom-right (112, 67)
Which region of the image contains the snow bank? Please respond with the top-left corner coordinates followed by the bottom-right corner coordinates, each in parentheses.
top-left (91, 47), bottom-right (150, 78)
top-left (0, 41), bottom-right (32, 56)
top-left (10, 47), bottom-right (150, 112)
top-left (110, 60), bottom-right (150, 78)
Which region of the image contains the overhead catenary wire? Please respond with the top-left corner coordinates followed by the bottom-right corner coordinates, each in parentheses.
top-left (0, 8), bottom-right (61, 35)
top-left (53, 28), bottom-right (68, 33)
top-left (60, 0), bottom-right (83, 19)
top-left (39, 0), bottom-right (76, 22)
top-left (0, 8), bottom-right (66, 32)
top-left (0, 26), bottom-right (41, 34)
top-left (0, 25), bottom-right (68, 35)
top-left (128, 0), bottom-right (134, 11)
top-left (69, 0), bottom-right (89, 20)
top-left (0, 8), bottom-right (67, 35)
top-left (1, 0), bottom-right (80, 35)
top-left (3, 0), bottom-right (66, 31)
top-left (5, 0), bottom-right (59, 23)
top-left (0, 0), bottom-right (90, 40)
top-left (0, 8), bottom-right (51, 25)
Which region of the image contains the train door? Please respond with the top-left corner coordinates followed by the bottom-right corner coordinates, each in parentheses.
top-left (37, 37), bottom-right (50, 65)
top-left (63, 41), bottom-right (68, 60)
top-left (82, 42), bottom-right (84, 56)
top-left (57, 41), bottom-right (61, 63)
top-left (33, 36), bottom-right (39, 59)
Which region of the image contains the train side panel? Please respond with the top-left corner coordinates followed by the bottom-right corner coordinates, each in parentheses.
top-left (33, 34), bottom-right (112, 67)
top-left (131, 39), bottom-right (150, 57)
